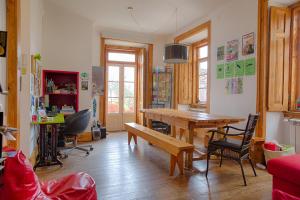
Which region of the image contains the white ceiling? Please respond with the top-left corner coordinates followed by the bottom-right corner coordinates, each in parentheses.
top-left (46, 0), bottom-right (230, 35)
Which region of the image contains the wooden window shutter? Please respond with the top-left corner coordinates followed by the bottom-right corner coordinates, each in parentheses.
top-left (176, 46), bottom-right (193, 105)
top-left (268, 7), bottom-right (291, 111)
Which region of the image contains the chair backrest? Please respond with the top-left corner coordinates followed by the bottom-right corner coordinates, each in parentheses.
top-left (241, 114), bottom-right (259, 148)
top-left (63, 109), bottom-right (91, 135)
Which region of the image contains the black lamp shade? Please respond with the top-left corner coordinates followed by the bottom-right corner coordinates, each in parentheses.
top-left (164, 44), bottom-right (188, 64)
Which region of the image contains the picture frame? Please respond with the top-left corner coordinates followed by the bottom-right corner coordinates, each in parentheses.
top-left (242, 32), bottom-right (255, 56)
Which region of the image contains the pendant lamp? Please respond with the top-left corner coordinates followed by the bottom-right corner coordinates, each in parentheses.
top-left (164, 8), bottom-right (188, 64)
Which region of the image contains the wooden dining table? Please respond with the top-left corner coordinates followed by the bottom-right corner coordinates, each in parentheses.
top-left (140, 108), bottom-right (245, 170)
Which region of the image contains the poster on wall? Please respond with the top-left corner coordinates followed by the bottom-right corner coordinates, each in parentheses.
top-left (245, 58), bottom-right (256, 76)
top-left (81, 80), bottom-right (88, 90)
top-left (225, 78), bottom-right (243, 95)
top-left (217, 46), bottom-right (225, 61)
top-left (92, 66), bottom-right (104, 96)
top-left (234, 60), bottom-right (245, 77)
top-left (225, 62), bottom-right (234, 78)
top-left (226, 39), bottom-right (239, 61)
top-left (0, 31), bottom-right (7, 57)
top-left (242, 32), bottom-right (255, 56)
top-left (80, 72), bottom-right (89, 80)
top-left (217, 64), bottom-right (224, 79)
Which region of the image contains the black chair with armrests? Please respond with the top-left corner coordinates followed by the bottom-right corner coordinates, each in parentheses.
top-left (61, 109), bottom-right (93, 157)
top-left (206, 114), bottom-right (259, 186)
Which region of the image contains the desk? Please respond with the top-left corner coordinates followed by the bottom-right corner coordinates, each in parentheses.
top-left (141, 108), bottom-right (244, 169)
top-left (33, 114), bottom-right (65, 170)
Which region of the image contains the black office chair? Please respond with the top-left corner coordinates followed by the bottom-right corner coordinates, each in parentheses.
top-left (206, 114), bottom-right (259, 186)
top-left (61, 109), bottom-right (93, 157)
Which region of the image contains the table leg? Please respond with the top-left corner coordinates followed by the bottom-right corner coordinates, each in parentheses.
top-left (147, 119), bottom-right (153, 145)
top-left (147, 118), bottom-right (152, 129)
top-left (171, 126), bottom-right (176, 138)
top-left (185, 126), bottom-right (194, 169)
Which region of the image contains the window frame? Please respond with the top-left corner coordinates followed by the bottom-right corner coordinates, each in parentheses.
top-left (192, 40), bottom-right (210, 108)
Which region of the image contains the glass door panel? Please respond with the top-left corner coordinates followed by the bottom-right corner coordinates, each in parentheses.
top-left (107, 66), bottom-right (120, 114)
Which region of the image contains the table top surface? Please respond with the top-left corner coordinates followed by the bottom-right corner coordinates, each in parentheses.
top-left (32, 113), bottom-right (65, 125)
top-left (141, 108), bottom-right (245, 123)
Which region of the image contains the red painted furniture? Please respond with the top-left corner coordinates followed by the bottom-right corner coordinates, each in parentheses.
top-left (0, 151), bottom-right (97, 200)
top-left (43, 70), bottom-right (79, 112)
top-left (268, 154), bottom-right (300, 199)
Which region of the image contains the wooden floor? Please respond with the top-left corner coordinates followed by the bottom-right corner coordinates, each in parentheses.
top-left (36, 132), bottom-right (272, 200)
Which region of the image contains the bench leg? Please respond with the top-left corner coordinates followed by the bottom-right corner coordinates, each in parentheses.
top-left (170, 155), bottom-right (177, 176)
top-left (177, 152), bottom-right (184, 175)
top-left (128, 133), bottom-right (133, 145)
top-left (133, 135), bottom-right (137, 145)
top-left (128, 132), bottom-right (137, 145)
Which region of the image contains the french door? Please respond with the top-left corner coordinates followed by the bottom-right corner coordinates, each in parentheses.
top-left (106, 64), bottom-right (136, 131)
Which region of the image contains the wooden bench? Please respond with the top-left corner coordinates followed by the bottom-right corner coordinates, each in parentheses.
top-left (124, 123), bottom-right (194, 176)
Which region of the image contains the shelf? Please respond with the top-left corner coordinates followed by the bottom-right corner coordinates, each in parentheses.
top-left (46, 93), bottom-right (77, 96)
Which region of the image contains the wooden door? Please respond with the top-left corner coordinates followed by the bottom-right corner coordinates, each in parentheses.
top-left (268, 7), bottom-right (291, 111)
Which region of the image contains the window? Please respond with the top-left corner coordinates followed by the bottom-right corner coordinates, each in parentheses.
top-left (197, 45), bottom-right (208, 104)
top-left (108, 52), bottom-right (136, 63)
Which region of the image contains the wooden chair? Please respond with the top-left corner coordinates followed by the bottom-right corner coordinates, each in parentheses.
top-left (206, 114), bottom-right (259, 186)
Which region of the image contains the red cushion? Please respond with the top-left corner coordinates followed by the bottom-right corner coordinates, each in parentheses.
top-left (267, 154), bottom-right (300, 186)
top-left (273, 189), bottom-right (300, 200)
top-left (0, 151), bottom-right (97, 200)
top-left (40, 172), bottom-right (97, 200)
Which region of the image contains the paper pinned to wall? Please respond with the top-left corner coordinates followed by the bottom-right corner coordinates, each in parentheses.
top-left (225, 78), bottom-right (243, 95)
top-left (217, 64), bottom-right (224, 79)
top-left (245, 57), bottom-right (256, 76)
top-left (235, 60), bottom-right (245, 77)
top-left (225, 62), bottom-right (234, 78)
top-left (92, 66), bottom-right (104, 96)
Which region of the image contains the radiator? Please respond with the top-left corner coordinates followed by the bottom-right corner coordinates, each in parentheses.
top-left (288, 119), bottom-right (300, 153)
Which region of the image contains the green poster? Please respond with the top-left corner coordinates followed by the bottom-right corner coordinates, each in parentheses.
top-left (235, 60), bottom-right (245, 77)
top-left (225, 62), bottom-right (234, 78)
top-left (245, 57), bottom-right (256, 76)
top-left (217, 64), bottom-right (224, 79)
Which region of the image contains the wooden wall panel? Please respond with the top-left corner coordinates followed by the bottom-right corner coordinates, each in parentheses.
top-left (176, 47), bottom-right (193, 105)
top-left (146, 44), bottom-right (153, 108)
top-left (6, 0), bottom-right (19, 148)
top-left (290, 5), bottom-right (300, 111)
top-left (256, 0), bottom-right (268, 138)
top-left (99, 37), bottom-right (106, 125)
top-left (268, 7), bottom-right (290, 112)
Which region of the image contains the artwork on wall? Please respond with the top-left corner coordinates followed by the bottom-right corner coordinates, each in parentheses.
top-left (225, 78), bottom-right (243, 95)
top-left (152, 66), bottom-right (173, 108)
top-left (92, 66), bottom-right (104, 96)
top-left (0, 31), bottom-right (7, 57)
top-left (225, 62), bottom-right (234, 78)
top-left (80, 72), bottom-right (89, 91)
top-left (245, 57), bottom-right (256, 76)
top-left (217, 64), bottom-right (224, 79)
top-left (81, 80), bottom-right (88, 90)
top-left (217, 46), bottom-right (225, 61)
top-left (226, 39), bottom-right (239, 61)
top-left (235, 60), bottom-right (245, 77)
top-left (242, 32), bottom-right (255, 56)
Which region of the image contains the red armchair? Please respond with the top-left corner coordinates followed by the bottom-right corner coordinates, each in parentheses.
top-left (0, 151), bottom-right (97, 200)
top-left (268, 154), bottom-right (300, 200)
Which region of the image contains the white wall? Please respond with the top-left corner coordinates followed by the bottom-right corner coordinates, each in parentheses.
top-left (171, 0), bottom-right (258, 129)
top-left (19, 0), bottom-right (45, 157)
top-left (42, 0), bottom-right (94, 121)
top-left (42, 1), bottom-right (167, 130)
